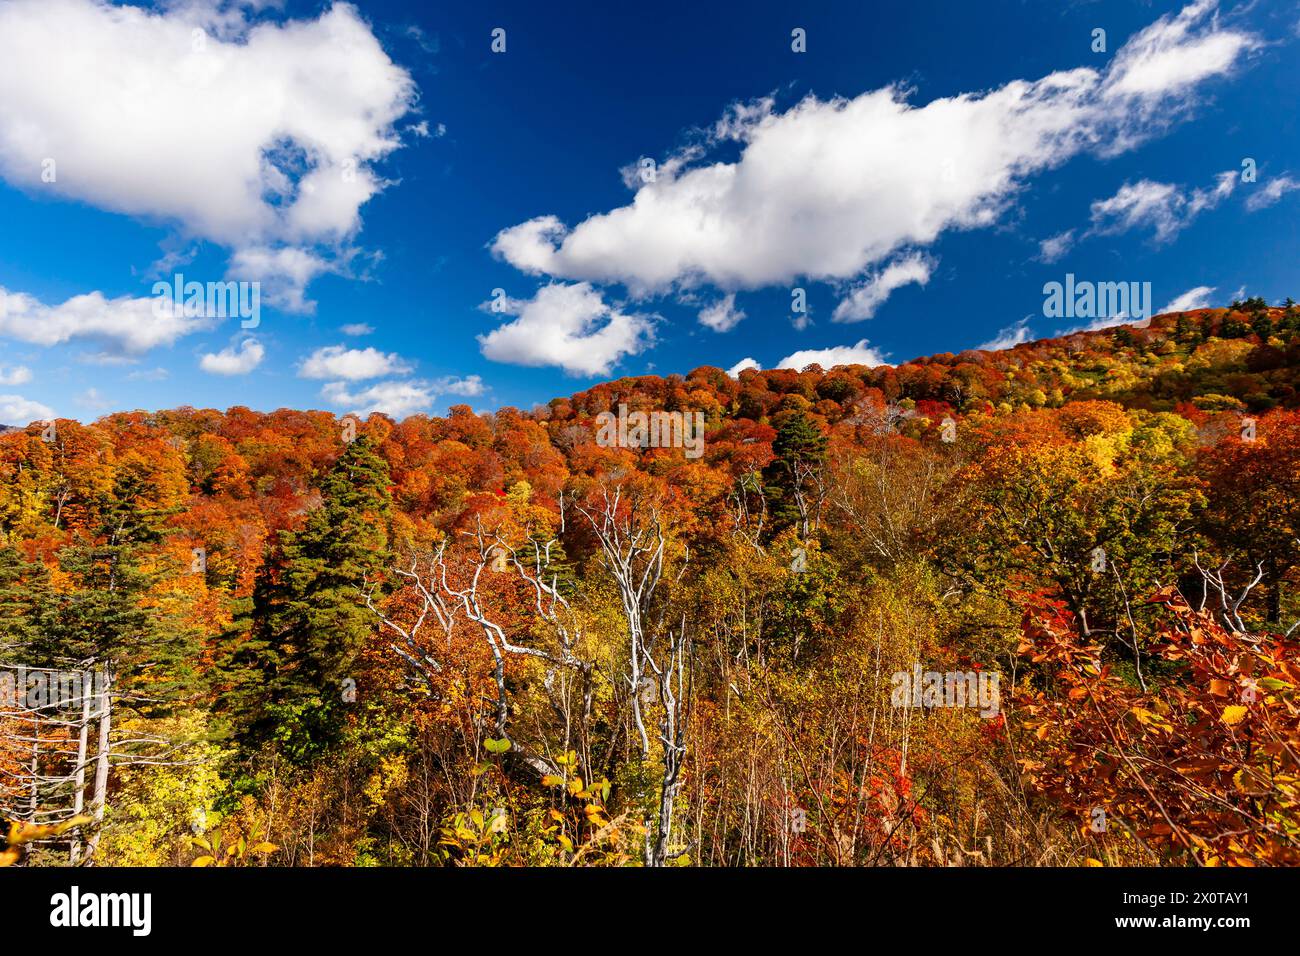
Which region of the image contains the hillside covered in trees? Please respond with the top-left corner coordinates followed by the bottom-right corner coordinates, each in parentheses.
top-left (3, 300), bottom-right (1300, 867)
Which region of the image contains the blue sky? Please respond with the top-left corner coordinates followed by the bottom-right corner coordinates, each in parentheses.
top-left (0, 0), bottom-right (1296, 424)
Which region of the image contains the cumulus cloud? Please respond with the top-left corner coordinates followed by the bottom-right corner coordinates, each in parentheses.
top-left (1087, 170), bottom-right (1235, 243)
top-left (978, 316), bottom-right (1034, 350)
top-left (0, 364), bottom-right (32, 386)
top-left (490, 2), bottom-right (1256, 318)
top-left (0, 285), bottom-right (213, 354)
top-left (1038, 230), bottom-right (1075, 263)
top-left (698, 293), bottom-right (745, 332)
top-left (1160, 285), bottom-right (1216, 313)
top-left (299, 344), bottom-right (413, 381)
top-left (340, 322), bottom-right (374, 336)
top-left (0, 394), bottom-right (53, 424)
top-left (1245, 174), bottom-right (1300, 211)
top-left (478, 282), bottom-right (655, 377)
top-left (727, 357), bottom-right (761, 376)
top-left (226, 246), bottom-right (332, 313)
top-left (0, 0), bottom-right (418, 310)
top-left (321, 374), bottom-right (484, 419)
top-left (200, 337), bottom-right (264, 375)
top-left (777, 339), bottom-right (888, 370)
top-left (832, 253), bottom-right (933, 322)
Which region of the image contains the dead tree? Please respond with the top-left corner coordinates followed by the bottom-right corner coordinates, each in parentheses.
top-left (571, 483), bottom-right (691, 865)
top-left (571, 483), bottom-right (665, 758)
top-left (728, 469), bottom-right (767, 553)
top-left (365, 514), bottom-right (592, 781)
top-left (0, 663), bottom-right (108, 864)
top-left (645, 614), bottom-right (691, 867)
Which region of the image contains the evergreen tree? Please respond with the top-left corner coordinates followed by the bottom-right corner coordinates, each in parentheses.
top-left (762, 410), bottom-right (828, 541)
top-left (1221, 314), bottom-right (1250, 338)
top-left (0, 540), bottom-right (49, 660)
top-left (1251, 311), bottom-right (1275, 340)
top-left (38, 463), bottom-right (200, 708)
top-left (250, 435), bottom-right (394, 760)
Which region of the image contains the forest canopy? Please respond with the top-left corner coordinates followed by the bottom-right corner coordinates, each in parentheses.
top-left (2, 302), bottom-right (1299, 867)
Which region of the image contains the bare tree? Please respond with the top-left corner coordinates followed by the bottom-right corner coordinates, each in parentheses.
top-left (571, 483), bottom-right (665, 757)
top-left (365, 511), bottom-right (593, 781)
top-left (570, 482), bottom-right (691, 865)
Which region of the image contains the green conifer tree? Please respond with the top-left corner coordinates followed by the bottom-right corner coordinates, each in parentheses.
top-left (762, 410), bottom-right (828, 541)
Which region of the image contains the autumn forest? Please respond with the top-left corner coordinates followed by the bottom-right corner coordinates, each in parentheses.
top-left (3, 300), bottom-right (1300, 869)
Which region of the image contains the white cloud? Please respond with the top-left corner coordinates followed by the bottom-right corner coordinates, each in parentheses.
top-left (0, 394), bottom-right (53, 424)
top-left (698, 293), bottom-right (745, 332)
top-left (0, 285), bottom-right (213, 354)
top-left (1056, 315), bottom-right (1142, 335)
top-left (1160, 285), bottom-right (1216, 313)
top-left (1038, 230), bottom-right (1075, 263)
top-left (1100, 0), bottom-right (1254, 105)
top-left (0, 0), bottom-right (417, 309)
top-left (978, 316), bottom-right (1034, 350)
top-left (727, 357), bottom-right (761, 376)
top-left (200, 337), bottom-right (264, 375)
top-left (76, 386), bottom-right (110, 411)
top-left (777, 339), bottom-right (888, 370)
top-left (436, 374), bottom-right (486, 397)
top-left (226, 246), bottom-right (331, 313)
top-left (1245, 174), bottom-right (1300, 212)
top-left (832, 253), bottom-right (932, 322)
top-left (0, 364), bottom-right (32, 386)
top-left (490, 3), bottom-right (1256, 304)
top-left (1087, 170), bottom-right (1234, 243)
top-left (321, 374), bottom-right (484, 419)
top-left (340, 322), bottom-right (374, 336)
top-left (478, 282), bottom-right (655, 377)
top-left (126, 366), bottom-right (170, 381)
top-left (299, 344), bottom-right (413, 381)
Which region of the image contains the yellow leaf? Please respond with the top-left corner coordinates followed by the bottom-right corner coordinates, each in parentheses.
top-left (541, 774), bottom-right (564, 787)
top-left (1221, 705), bottom-right (1248, 726)
top-left (191, 856), bottom-right (215, 867)
top-left (1085, 858), bottom-right (1104, 867)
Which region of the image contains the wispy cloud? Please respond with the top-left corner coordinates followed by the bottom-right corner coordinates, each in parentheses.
top-left (1160, 285), bottom-right (1216, 313)
top-left (979, 316), bottom-right (1034, 351)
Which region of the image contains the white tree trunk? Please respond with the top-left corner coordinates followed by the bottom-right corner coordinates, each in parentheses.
top-left (69, 678), bottom-right (92, 864)
top-left (85, 666), bottom-right (112, 864)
